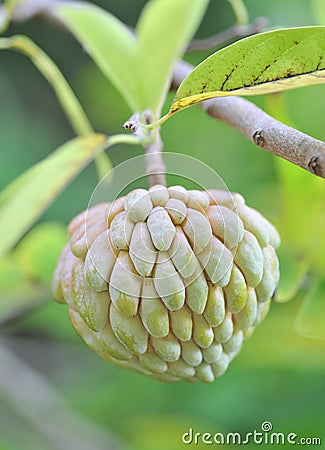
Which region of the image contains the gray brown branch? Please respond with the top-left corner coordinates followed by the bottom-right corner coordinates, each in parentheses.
top-left (172, 60), bottom-right (325, 178)
top-left (187, 17), bottom-right (268, 52)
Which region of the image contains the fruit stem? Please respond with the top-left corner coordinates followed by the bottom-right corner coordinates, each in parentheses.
top-left (144, 128), bottom-right (166, 187)
top-left (123, 110), bottom-right (167, 187)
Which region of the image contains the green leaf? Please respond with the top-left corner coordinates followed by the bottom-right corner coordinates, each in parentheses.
top-left (0, 134), bottom-right (108, 258)
top-left (53, 1), bottom-right (209, 114)
top-left (295, 277), bottom-right (325, 340)
top-left (0, 133), bottom-right (139, 258)
top-left (170, 27), bottom-right (325, 114)
top-left (136, 0), bottom-right (209, 114)
top-left (54, 2), bottom-right (140, 112)
top-left (0, 133), bottom-right (138, 258)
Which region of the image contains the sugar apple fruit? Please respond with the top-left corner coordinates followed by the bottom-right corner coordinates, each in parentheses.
top-left (53, 186), bottom-right (280, 383)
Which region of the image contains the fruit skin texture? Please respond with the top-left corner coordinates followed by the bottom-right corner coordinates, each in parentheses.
top-left (52, 186), bottom-right (280, 383)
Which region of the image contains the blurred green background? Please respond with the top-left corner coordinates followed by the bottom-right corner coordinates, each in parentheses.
top-left (0, 1), bottom-right (324, 449)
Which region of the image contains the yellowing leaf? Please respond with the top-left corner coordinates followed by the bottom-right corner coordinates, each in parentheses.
top-left (0, 133), bottom-right (138, 258)
top-left (0, 134), bottom-right (108, 258)
top-left (170, 27), bottom-right (325, 113)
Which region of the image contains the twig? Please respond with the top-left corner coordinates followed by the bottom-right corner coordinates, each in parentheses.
top-left (172, 60), bottom-right (325, 178)
top-left (8, 0), bottom-right (325, 177)
top-left (187, 17), bottom-right (268, 52)
top-left (124, 112), bottom-right (167, 187)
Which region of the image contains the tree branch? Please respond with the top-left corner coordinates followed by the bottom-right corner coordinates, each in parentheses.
top-left (187, 17), bottom-right (268, 52)
top-left (172, 60), bottom-right (325, 178)
top-left (8, 0), bottom-right (325, 178)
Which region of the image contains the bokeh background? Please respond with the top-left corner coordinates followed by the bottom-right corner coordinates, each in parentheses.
top-left (0, 1), bottom-right (324, 449)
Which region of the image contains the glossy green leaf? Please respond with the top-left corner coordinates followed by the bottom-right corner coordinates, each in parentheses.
top-left (170, 27), bottom-right (325, 114)
top-left (0, 134), bottom-right (108, 258)
top-left (54, 2), bottom-right (140, 111)
top-left (295, 277), bottom-right (325, 340)
top-left (136, 0), bottom-right (209, 114)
